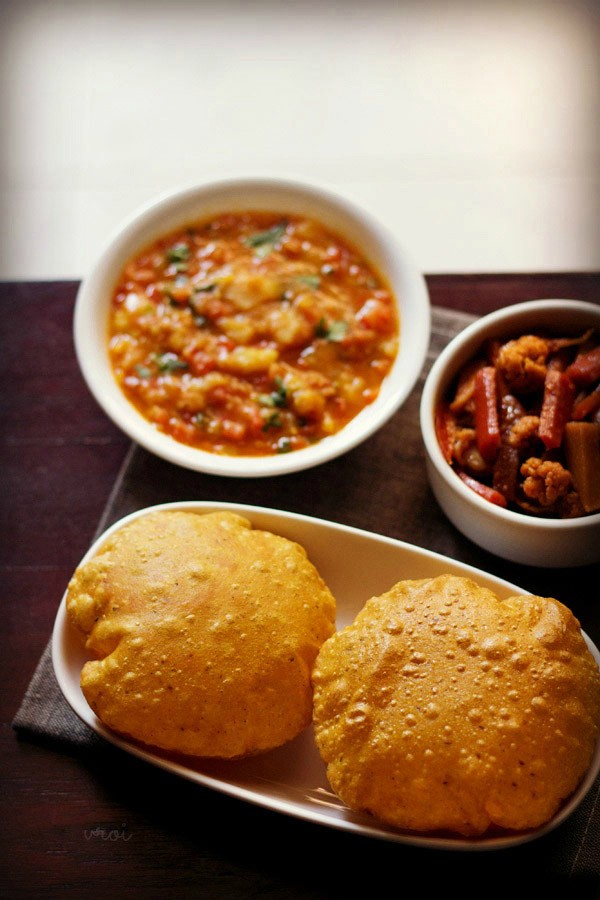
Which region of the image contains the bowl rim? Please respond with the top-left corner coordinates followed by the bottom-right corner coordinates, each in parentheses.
top-left (74, 175), bottom-right (431, 477)
top-left (420, 297), bottom-right (600, 531)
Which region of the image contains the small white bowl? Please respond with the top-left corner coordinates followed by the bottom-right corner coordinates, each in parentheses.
top-left (74, 176), bottom-right (431, 477)
top-left (420, 299), bottom-right (600, 567)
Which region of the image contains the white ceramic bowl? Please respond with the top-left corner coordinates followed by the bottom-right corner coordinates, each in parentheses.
top-left (74, 177), bottom-right (431, 477)
top-left (420, 299), bottom-right (600, 567)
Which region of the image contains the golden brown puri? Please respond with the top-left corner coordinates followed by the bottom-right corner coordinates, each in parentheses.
top-left (312, 575), bottom-right (600, 837)
top-left (66, 510), bottom-right (336, 758)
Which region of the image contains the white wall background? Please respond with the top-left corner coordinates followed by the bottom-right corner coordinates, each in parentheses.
top-left (1, 0), bottom-right (599, 279)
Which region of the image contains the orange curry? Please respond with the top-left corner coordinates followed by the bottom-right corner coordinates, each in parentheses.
top-left (108, 212), bottom-right (399, 456)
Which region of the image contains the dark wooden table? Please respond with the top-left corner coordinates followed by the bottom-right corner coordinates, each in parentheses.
top-left (3, 274), bottom-right (600, 899)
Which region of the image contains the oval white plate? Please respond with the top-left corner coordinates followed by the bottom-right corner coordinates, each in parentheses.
top-left (52, 501), bottom-right (600, 851)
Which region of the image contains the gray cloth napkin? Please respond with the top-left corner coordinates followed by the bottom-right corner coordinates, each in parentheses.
top-left (13, 640), bottom-right (101, 748)
top-left (13, 306), bottom-right (600, 886)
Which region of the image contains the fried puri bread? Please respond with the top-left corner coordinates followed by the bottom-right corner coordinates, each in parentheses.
top-left (66, 510), bottom-right (336, 758)
top-left (312, 575), bottom-right (600, 837)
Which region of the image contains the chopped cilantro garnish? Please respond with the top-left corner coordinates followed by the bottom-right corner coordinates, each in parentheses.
top-left (166, 243), bottom-right (190, 263)
top-left (154, 352), bottom-right (188, 373)
top-left (262, 411), bottom-right (283, 431)
top-left (258, 376), bottom-right (288, 409)
top-left (244, 222), bottom-right (287, 257)
top-left (314, 318), bottom-right (328, 338)
top-left (296, 274), bottom-right (320, 289)
top-left (314, 318), bottom-right (348, 342)
top-left (276, 437), bottom-right (293, 454)
top-left (272, 376), bottom-right (288, 407)
top-left (135, 364), bottom-right (152, 379)
top-left (327, 320), bottom-right (349, 342)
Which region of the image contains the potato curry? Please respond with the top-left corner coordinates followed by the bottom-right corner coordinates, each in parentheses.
top-left (108, 212), bottom-right (399, 456)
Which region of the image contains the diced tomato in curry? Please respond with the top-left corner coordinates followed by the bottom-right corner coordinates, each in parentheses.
top-left (108, 212), bottom-right (399, 457)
